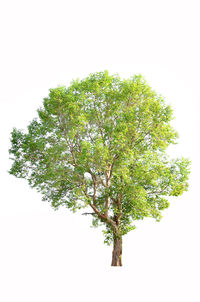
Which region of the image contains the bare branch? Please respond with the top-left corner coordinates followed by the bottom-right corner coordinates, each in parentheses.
top-left (109, 154), bottom-right (120, 180)
top-left (93, 99), bottom-right (105, 145)
top-left (82, 212), bottom-right (97, 216)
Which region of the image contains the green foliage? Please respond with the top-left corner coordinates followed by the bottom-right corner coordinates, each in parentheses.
top-left (9, 71), bottom-right (191, 244)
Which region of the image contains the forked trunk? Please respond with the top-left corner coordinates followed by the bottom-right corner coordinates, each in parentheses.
top-left (111, 235), bottom-right (122, 266)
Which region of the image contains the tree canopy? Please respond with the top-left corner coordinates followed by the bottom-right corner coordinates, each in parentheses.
top-left (9, 71), bottom-right (191, 266)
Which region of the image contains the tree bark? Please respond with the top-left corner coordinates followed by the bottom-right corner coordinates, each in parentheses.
top-left (111, 235), bottom-right (122, 266)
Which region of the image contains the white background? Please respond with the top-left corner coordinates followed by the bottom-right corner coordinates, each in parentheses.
top-left (0, 0), bottom-right (200, 301)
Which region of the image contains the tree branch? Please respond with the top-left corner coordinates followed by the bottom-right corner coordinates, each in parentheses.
top-left (81, 212), bottom-right (97, 216)
top-left (93, 99), bottom-right (105, 145)
top-left (89, 203), bottom-right (118, 233)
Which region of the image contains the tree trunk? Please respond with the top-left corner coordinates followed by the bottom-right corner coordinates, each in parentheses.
top-left (111, 235), bottom-right (122, 266)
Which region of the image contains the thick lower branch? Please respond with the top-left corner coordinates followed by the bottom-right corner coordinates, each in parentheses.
top-left (89, 203), bottom-right (118, 233)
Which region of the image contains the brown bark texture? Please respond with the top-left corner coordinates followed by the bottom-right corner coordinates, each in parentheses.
top-left (111, 235), bottom-right (122, 266)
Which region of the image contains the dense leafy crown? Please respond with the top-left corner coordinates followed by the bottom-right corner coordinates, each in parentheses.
top-left (9, 71), bottom-right (190, 244)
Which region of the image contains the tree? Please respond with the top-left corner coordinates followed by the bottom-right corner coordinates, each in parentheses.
top-left (9, 71), bottom-right (191, 266)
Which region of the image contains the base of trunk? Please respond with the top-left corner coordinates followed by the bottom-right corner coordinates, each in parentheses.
top-left (111, 236), bottom-right (122, 266)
